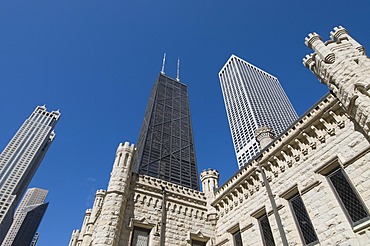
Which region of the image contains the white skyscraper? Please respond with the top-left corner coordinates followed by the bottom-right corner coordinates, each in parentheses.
top-left (0, 106), bottom-right (60, 240)
top-left (2, 188), bottom-right (48, 246)
top-left (219, 54), bottom-right (298, 168)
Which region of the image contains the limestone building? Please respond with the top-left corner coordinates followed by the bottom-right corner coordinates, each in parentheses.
top-left (70, 26), bottom-right (370, 246)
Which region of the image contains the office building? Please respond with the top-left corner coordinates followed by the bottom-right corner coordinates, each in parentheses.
top-left (219, 55), bottom-right (298, 168)
top-left (134, 72), bottom-right (199, 190)
top-left (0, 106), bottom-right (60, 241)
top-left (2, 188), bottom-right (48, 246)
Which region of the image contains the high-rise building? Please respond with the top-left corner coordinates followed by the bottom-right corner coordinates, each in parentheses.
top-left (2, 188), bottom-right (48, 246)
top-left (0, 106), bottom-right (60, 241)
top-left (134, 72), bottom-right (199, 190)
top-left (219, 55), bottom-right (298, 168)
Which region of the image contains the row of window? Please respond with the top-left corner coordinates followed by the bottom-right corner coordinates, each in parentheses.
top-left (232, 167), bottom-right (369, 245)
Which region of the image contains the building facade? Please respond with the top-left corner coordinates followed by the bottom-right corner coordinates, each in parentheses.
top-left (219, 55), bottom-right (298, 168)
top-left (2, 187), bottom-right (48, 246)
top-left (134, 73), bottom-right (199, 190)
top-left (70, 26), bottom-right (370, 246)
top-left (0, 106), bottom-right (60, 241)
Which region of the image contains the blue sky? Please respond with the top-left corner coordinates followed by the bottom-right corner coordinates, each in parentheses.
top-left (0, 0), bottom-right (369, 245)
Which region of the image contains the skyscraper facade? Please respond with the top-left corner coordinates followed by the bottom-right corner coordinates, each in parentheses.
top-left (134, 72), bottom-right (199, 190)
top-left (219, 55), bottom-right (298, 168)
top-left (0, 106), bottom-right (60, 240)
top-left (2, 188), bottom-right (48, 246)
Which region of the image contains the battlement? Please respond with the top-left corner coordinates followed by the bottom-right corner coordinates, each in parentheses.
top-left (95, 189), bottom-right (106, 196)
top-left (116, 141), bottom-right (135, 154)
top-left (200, 168), bottom-right (219, 181)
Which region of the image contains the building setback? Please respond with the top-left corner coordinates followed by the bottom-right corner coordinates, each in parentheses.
top-left (70, 27), bottom-right (370, 246)
top-left (134, 72), bottom-right (199, 190)
top-left (219, 55), bottom-right (298, 168)
top-left (0, 106), bottom-right (60, 241)
top-left (2, 188), bottom-right (48, 246)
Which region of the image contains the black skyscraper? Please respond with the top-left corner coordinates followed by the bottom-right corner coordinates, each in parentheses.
top-left (134, 73), bottom-right (199, 190)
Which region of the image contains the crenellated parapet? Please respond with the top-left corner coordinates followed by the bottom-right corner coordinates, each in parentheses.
top-left (133, 174), bottom-right (207, 209)
top-left (303, 26), bottom-right (370, 135)
top-left (212, 93), bottom-right (349, 218)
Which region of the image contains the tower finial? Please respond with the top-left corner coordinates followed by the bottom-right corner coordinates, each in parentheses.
top-left (161, 53), bottom-right (166, 75)
top-left (176, 57), bottom-right (180, 81)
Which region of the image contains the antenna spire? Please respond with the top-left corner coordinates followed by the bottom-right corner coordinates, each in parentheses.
top-left (176, 57), bottom-right (180, 81)
top-left (161, 53), bottom-right (166, 75)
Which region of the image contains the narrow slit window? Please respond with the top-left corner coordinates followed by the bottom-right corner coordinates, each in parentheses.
top-left (327, 168), bottom-right (369, 226)
top-left (258, 214), bottom-right (275, 246)
top-left (289, 194), bottom-right (318, 245)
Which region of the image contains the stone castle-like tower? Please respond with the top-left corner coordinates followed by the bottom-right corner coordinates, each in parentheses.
top-left (70, 27), bottom-right (370, 245)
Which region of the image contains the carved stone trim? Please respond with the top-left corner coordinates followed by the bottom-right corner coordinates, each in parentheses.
top-left (279, 184), bottom-right (298, 200)
top-left (314, 156), bottom-right (340, 175)
top-left (215, 238), bottom-right (229, 246)
top-left (300, 180), bottom-right (321, 195)
top-left (226, 223), bottom-right (240, 234)
top-left (186, 229), bottom-right (210, 243)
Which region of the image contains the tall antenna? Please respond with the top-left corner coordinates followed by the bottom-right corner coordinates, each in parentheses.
top-left (176, 57), bottom-right (180, 81)
top-left (161, 53), bottom-right (166, 75)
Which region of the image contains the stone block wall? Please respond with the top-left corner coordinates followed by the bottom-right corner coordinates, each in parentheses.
top-left (212, 94), bottom-right (370, 245)
top-left (118, 174), bottom-right (215, 246)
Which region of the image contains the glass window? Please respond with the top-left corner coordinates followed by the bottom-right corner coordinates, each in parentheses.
top-left (192, 239), bottom-right (206, 246)
top-left (131, 227), bottom-right (150, 246)
top-left (233, 230), bottom-right (243, 246)
top-left (327, 168), bottom-right (369, 226)
top-left (258, 214), bottom-right (275, 246)
top-left (289, 194), bottom-right (318, 245)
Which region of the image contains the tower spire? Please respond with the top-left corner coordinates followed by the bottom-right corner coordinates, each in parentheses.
top-left (161, 53), bottom-right (166, 75)
top-left (176, 57), bottom-right (180, 81)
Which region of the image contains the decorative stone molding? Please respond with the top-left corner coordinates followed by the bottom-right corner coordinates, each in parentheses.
top-left (212, 94), bottom-right (349, 217)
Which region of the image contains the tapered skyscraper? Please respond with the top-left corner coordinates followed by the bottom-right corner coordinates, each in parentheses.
top-left (134, 69), bottom-right (199, 190)
top-left (219, 55), bottom-right (298, 168)
top-left (0, 106), bottom-right (60, 241)
top-left (2, 188), bottom-right (48, 246)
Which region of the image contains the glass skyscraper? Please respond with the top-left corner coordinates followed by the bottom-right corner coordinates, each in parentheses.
top-left (219, 54), bottom-right (298, 168)
top-left (0, 106), bottom-right (60, 241)
top-left (134, 73), bottom-right (199, 190)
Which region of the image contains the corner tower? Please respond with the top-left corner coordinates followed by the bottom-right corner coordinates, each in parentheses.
top-left (303, 26), bottom-right (370, 136)
top-left (133, 72), bottom-right (199, 190)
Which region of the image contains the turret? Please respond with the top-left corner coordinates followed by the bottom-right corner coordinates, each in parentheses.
top-left (255, 126), bottom-right (275, 149)
top-left (200, 169), bottom-right (219, 195)
top-left (68, 230), bottom-right (80, 246)
top-left (92, 142), bottom-right (136, 246)
top-left (81, 189), bottom-right (106, 245)
top-left (77, 209), bottom-right (91, 244)
top-left (200, 168), bottom-right (219, 226)
top-left (303, 26), bottom-right (370, 136)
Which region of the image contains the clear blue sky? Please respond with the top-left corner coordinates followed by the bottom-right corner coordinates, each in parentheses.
top-left (0, 0), bottom-right (369, 244)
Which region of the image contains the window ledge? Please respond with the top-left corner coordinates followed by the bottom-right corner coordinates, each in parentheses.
top-left (353, 219), bottom-right (370, 233)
